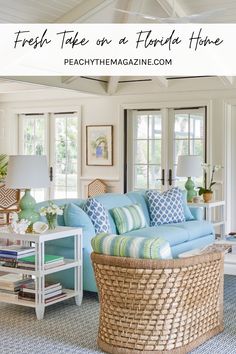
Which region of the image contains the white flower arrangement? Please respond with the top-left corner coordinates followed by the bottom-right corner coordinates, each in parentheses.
top-left (39, 201), bottom-right (63, 230)
top-left (40, 202), bottom-right (63, 217)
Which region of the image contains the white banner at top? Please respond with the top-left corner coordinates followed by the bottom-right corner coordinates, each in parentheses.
top-left (0, 23), bottom-right (235, 75)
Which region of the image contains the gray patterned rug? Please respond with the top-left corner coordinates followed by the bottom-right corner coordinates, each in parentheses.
top-left (0, 275), bottom-right (235, 354)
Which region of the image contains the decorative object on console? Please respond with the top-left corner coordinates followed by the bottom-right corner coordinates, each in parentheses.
top-left (33, 221), bottom-right (49, 234)
top-left (9, 212), bottom-right (30, 234)
top-left (86, 125), bottom-right (113, 166)
top-left (5, 155), bottom-right (49, 224)
top-left (40, 201), bottom-right (63, 230)
top-left (146, 187), bottom-right (185, 226)
top-left (198, 164), bottom-right (223, 203)
top-left (193, 196), bottom-right (202, 203)
top-left (88, 179), bottom-right (107, 198)
top-left (177, 155), bottom-right (202, 202)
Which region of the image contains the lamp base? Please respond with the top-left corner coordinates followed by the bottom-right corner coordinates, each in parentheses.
top-left (185, 177), bottom-right (197, 202)
top-left (18, 189), bottom-right (40, 224)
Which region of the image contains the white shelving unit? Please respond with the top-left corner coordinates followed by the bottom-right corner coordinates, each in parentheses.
top-left (0, 226), bottom-right (82, 320)
top-left (188, 200), bottom-right (225, 238)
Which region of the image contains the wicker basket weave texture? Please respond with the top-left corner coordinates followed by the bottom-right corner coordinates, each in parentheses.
top-left (91, 252), bottom-right (224, 354)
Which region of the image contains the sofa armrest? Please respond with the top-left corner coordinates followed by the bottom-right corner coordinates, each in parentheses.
top-left (189, 207), bottom-right (204, 221)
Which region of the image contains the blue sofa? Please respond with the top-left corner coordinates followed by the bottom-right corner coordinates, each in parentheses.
top-left (36, 191), bottom-right (215, 292)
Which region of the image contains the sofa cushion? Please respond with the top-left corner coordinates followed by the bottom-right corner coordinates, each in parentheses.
top-left (181, 190), bottom-right (194, 221)
top-left (169, 220), bottom-right (215, 241)
top-left (91, 232), bottom-right (172, 259)
top-left (172, 234), bottom-right (215, 258)
top-left (111, 204), bottom-right (147, 234)
top-left (83, 198), bottom-right (111, 234)
top-left (146, 188), bottom-right (185, 226)
top-left (64, 203), bottom-right (95, 237)
top-left (124, 225), bottom-right (189, 246)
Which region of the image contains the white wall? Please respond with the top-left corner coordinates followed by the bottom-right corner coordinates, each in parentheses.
top-left (0, 87), bottom-right (234, 202)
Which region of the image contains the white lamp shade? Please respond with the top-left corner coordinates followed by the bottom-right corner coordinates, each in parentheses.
top-left (176, 155), bottom-right (202, 177)
top-left (5, 155), bottom-right (50, 189)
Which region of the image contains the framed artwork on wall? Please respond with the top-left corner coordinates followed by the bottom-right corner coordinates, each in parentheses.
top-left (86, 125), bottom-right (113, 166)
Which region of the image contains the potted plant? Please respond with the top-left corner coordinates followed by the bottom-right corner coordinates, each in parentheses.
top-left (0, 154), bottom-right (8, 183)
top-left (198, 164), bottom-right (222, 202)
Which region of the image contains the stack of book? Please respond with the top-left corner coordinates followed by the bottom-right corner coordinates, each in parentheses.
top-left (19, 281), bottom-right (66, 303)
top-left (0, 245), bottom-right (35, 267)
top-left (0, 274), bottom-right (34, 300)
top-left (17, 254), bottom-right (65, 270)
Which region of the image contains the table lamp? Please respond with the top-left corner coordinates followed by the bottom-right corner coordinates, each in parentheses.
top-left (176, 155), bottom-right (202, 202)
top-left (5, 155), bottom-right (50, 223)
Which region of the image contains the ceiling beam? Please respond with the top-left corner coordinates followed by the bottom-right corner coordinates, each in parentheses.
top-left (155, 0), bottom-right (187, 18)
top-left (55, 0), bottom-right (114, 23)
top-left (61, 76), bottom-right (78, 84)
top-left (107, 76), bottom-right (120, 95)
top-left (152, 77), bottom-right (168, 88)
top-left (122, 0), bottom-right (145, 22)
top-left (218, 76), bottom-right (234, 86)
top-left (1, 76), bottom-right (107, 96)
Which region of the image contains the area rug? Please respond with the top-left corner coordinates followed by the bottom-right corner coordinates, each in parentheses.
top-left (0, 275), bottom-right (235, 353)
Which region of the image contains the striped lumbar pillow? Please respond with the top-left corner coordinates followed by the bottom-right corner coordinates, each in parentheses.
top-left (111, 204), bottom-right (147, 234)
top-left (91, 233), bottom-right (172, 259)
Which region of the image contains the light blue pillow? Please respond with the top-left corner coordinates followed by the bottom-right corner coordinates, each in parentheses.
top-left (83, 198), bottom-right (111, 234)
top-left (64, 203), bottom-right (95, 237)
top-left (91, 233), bottom-right (172, 259)
top-left (181, 190), bottom-right (194, 221)
top-left (146, 188), bottom-right (185, 226)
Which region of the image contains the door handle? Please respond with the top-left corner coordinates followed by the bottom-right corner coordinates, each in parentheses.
top-left (156, 169), bottom-right (165, 186)
top-left (168, 169), bottom-right (177, 186)
top-left (168, 169), bottom-right (172, 186)
top-left (49, 167), bottom-right (53, 182)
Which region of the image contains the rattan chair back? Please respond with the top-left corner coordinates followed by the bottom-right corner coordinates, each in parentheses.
top-left (91, 252), bottom-right (224, 354)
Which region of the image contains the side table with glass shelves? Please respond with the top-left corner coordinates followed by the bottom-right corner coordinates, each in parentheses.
top-left (0, 226), bottom-right (82, 320)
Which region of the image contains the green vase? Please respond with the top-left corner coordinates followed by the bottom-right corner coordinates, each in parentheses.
top-left (46, 214), bottom-right (57, 230)
top-left (18, 189), bottom-right (40, 224)
top-left (185, 177), bottom-right (197, 202)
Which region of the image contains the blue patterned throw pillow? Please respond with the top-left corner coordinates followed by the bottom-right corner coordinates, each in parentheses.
top-left (146, 188), bottom-right (185, 226)
top-left (83, 198), bottom-right (111, 234)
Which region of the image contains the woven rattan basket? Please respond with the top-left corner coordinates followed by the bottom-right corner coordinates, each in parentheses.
top-left (91, 252), bottom-right (224, 354)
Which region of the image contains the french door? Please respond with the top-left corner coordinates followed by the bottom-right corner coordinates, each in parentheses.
top-left (19, 112), bottom-right (80, 201)
top-left (126, 107), bottom-right (206, 192)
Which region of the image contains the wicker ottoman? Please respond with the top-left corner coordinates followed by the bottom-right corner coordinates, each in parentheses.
top-left (91, 252), bottom-right (224, 354)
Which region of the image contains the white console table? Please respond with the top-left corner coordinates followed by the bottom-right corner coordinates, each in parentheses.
top-left (188, 200), bottom-right (225, 238)
top-left (0, 226), bottom-right (82, 320)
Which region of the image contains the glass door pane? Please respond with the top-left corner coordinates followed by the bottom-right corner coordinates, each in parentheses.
top-left (19, 114), bottom-right (48, 202)
top-left (171, 108), bottom-right (205, 189)
top-left (51, 113), bottom-right (79, 199)
top-left (130, 111), bottom-right (164, 191)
